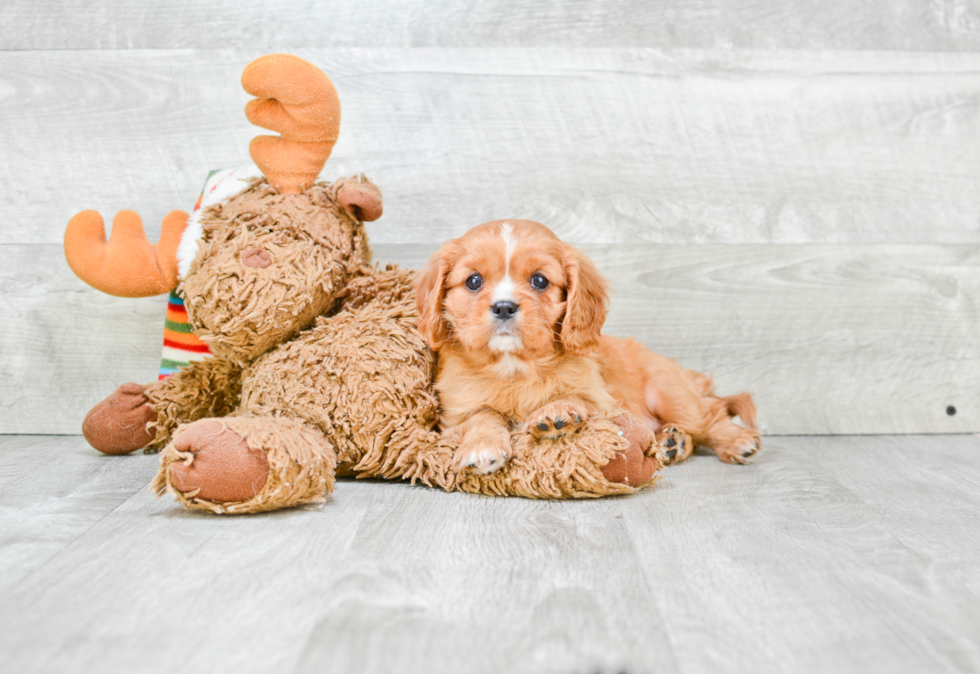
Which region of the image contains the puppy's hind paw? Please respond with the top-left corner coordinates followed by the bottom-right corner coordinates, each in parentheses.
top-left (655, 425), bottom-right (693, 465)
top-left (717, 435), bottom-right (761, 465)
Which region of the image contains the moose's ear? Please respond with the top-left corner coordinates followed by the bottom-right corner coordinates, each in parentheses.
top-left (338, 176), bottom-right (383, 222)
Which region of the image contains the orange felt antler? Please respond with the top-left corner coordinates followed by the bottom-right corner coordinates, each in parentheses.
top-left (64, 209), bottom-right (188, 297)
top-left (242, 54), bottom-right (341, 194)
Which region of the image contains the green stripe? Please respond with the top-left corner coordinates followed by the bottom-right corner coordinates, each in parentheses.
top-left (160, 358), bottom-right (189, 370)
top-left (164, 318), bottom-right (195, 334)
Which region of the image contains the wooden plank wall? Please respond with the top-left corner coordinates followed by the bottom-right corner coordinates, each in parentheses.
top-left (0, 2), bottom-right (977, 435)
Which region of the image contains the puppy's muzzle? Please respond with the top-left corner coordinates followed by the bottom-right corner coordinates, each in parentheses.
top-left (491, 301), bottom-right (519, 322)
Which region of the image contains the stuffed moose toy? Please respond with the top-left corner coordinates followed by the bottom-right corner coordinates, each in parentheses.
top-left (63, 54), bottom-right (661, 514)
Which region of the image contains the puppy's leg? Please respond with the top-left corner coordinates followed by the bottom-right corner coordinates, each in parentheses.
top-left (629, 348), bottom-right (760, 464)
top-left (699, 396), bottom-right (761, 464)
top-left (525, 398), bottom-right (591, 441)
top-left (454, 409), bottom-right (513, 475)
top-left (639, 374), bottom-right (702, 465)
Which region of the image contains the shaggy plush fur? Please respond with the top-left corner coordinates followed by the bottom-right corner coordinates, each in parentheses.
top-left (152, 416), bottom-right (336, 514)
top-left (184, 177), bottom-right (371, 364)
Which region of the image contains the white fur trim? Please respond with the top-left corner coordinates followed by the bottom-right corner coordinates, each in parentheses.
top-left (176, 164), bottom-right (264, 280)
top-left (489, 333), bottom-right (522, 353)
top-left (493, 353), bottom-right (526, 378)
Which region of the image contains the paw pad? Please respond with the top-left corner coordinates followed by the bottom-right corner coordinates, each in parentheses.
top-left (526, 403), bottom-right (589, 440)
top-left (656, 425), bottom-right (692, 465)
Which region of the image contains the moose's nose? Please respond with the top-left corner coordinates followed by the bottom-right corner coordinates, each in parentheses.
top-left (491, 301), bottom-right (519, 321)
top-left (241, 247), bottom-right (271, 269)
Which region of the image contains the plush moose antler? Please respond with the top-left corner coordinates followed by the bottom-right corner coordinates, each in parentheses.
top-left (64, 209), bottom-right (188, 298)
top-left (243, 53), bottom-right (341, 195)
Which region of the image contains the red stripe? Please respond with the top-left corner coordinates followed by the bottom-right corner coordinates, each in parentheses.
top-left (163, 338), bottom-right (211, 353)
top-left (167, 302), bottom-right (188, 315)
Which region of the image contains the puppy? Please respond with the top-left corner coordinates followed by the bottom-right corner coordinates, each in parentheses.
top-left (415, 219), bottom-right (760, 474)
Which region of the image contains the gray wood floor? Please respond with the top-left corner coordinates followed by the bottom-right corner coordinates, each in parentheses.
top-left (1, 433), bottom-right (978, 674)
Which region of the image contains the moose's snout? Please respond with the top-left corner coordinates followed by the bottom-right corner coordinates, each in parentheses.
top-left (491, 301), bottom-right (519, 321)
top-left (242, 247), bottom-right (272, 269)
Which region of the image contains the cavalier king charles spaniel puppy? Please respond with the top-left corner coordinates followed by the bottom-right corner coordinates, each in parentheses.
top-left (415, 219), bottom-right (760, 474)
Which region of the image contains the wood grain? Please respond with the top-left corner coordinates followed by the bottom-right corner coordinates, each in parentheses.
top-left (1, 0), bottom-right (979, 51)
top-left (0, 433), bottom-right (978, 673)
top-left (625, 434), bottom-right (980, 673)
top-left (2, 49), bottom-right (979, 246)
top-left (0, 244), bottom-right (165, 435)
top-left (3, 242), bottom-right (976, 436)
top-left (0, 435), bottom-right (156, 596)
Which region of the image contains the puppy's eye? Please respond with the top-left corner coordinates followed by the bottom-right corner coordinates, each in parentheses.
top-left (530, 273), bottom-right (549, 290)
top-left (465, 273), bottom-right (483, 291)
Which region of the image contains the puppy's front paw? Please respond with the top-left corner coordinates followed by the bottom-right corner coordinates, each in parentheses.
top-left (525, 401), bottom-right (589, 441)
top-left (458, 438), bottom-right (511, 475)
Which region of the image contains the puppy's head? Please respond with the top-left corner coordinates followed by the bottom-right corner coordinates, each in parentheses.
top-left (415, 220), bottom-right (609, 358)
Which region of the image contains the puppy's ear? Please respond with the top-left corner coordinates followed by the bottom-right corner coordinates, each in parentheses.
top-left (415, 247), bottom-right (453, 350)
top-left (559, 247), bottom-right (609, 355)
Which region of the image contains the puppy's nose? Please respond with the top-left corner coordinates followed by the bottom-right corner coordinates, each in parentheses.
top-left (491, 301), bottom-right (519, 321)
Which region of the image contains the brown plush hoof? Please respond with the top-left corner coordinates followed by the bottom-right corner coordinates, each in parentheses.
top-left (168, 420), bottom-right (270, 502)
top-left (82, 383), bottom-right (157, 455)
top-left (601, 415), bottom-right (659, 487)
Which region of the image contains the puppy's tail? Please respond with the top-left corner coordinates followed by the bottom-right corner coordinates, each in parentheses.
top-left (724, 392), bottom-right (758, 430)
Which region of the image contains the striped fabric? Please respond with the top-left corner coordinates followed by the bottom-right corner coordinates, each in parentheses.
top-left (157, 171), bottom-right (220, 379)
top-left (158, 292), bottom-right (211, 379)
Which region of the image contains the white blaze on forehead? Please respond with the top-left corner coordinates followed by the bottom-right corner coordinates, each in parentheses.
top-left (500, 222), bottom-right (517, 261)
top-left (492, 278), bottom-right (516, 303)
top-left (492, 222), bottom-right (518, 303)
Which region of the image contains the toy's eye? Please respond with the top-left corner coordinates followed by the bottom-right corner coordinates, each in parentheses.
top-left (530, 273), bottom-right (549, 290)
top-left (466, 273), bottom-right (483, 291)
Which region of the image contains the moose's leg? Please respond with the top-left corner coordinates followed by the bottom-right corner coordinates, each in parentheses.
top-left (143, 357), bottom-right (242, 449)
top-left (152, 415), bottom-right (337, 514)
top-left (82, 383), bottom-right (159, 454)
top-left (81, 357), bottom-right (242, 455)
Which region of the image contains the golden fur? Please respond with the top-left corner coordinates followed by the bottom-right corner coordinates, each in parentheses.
top-left (416, 219), bottom-right (760, 473)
